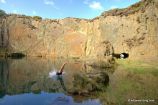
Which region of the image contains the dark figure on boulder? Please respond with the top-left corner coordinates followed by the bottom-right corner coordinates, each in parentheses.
top-left (112, 53), bottom-right (129, 59)
top-left (120, 53), bottom-right (129, 59)
top-left (56, 63), bottom-right (67, 75)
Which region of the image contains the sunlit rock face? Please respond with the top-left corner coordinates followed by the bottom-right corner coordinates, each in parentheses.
top-left (0, 0), bottom-right (158, 60)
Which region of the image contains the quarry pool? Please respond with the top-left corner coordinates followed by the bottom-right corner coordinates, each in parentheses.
top-left (0, 58), bottom-right (107, 105)
top-left (0, 58), bottom-right (158, 105)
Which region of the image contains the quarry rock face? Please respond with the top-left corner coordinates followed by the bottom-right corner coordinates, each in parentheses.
top-left (0, 0), bottom-right (158, 60)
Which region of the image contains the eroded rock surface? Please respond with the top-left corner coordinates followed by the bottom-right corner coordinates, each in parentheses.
top-left (0, 0), bottom-right (158, 60)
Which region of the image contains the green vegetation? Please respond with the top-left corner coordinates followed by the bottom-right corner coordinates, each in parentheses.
top-left (116, 59), bottom-right (158, 75)
top-left (33, 16), bottom-right (42, 21)
top-left (0, 9), bottom-right (6, 17)
top-left (96, 59), bottom-right (158, 105)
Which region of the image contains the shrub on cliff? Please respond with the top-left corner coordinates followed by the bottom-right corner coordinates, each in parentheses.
top-left (0, 9), bottom-right (6, 17)
top-left (33, 16), bottom-right (42, 21)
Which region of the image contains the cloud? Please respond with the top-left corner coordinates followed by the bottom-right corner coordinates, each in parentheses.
top-left (43, 0), bottom-right (59, 10)
top-left (89, 1), bottom-right (103, 10)
top-left (84, 0), bottom-right (103, 10)
top-left (0, 0), bottom-right (6, 4)
top-left (44, 0), bottom-right (54, 6)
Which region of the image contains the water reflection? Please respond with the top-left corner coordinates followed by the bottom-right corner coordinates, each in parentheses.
top-left (0, 58), bottom-right (110, 105)
top-left (0, 60), bottom-right (9, 99)
top-left (0, 92), bottom-right (102, 105)
top-left (1, 58), bottom-right (157, 105)
top-left (57, 76), bottom-right (67, 92)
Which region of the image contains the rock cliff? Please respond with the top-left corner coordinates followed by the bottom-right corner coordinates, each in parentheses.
top-left (0, 0), bottom-right (158, 60)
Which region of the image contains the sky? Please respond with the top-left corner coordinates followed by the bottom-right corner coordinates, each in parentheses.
top-left (0, 0), bottom-right (140, 19)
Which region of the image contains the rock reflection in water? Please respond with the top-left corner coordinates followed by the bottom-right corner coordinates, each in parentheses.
top-left (69, 71), bottom-right (109, 95)
top-left (57, 76), bottom-right (67, 92)
top-left (0, 58), bottom-right (112, 105)
top-left (48, 62), bottom-right (110, 95)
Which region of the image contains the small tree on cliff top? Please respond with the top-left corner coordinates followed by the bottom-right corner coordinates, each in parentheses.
top-left (33, 16), bottom-right (42, 21)
top-left (0, 9), bottom-right (6, 17)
